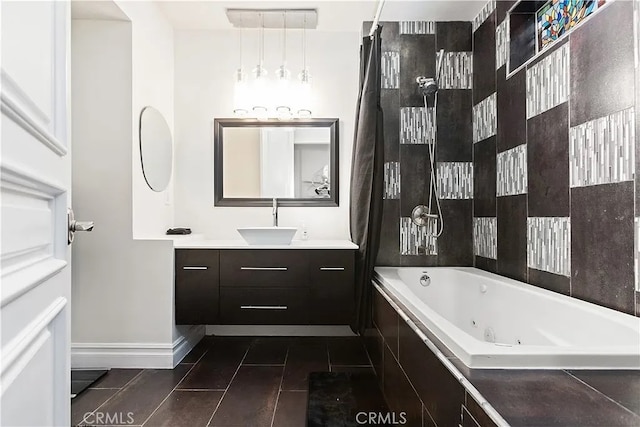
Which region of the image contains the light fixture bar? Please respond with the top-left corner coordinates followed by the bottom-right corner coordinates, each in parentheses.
top-left (226, 9), bottom-right (318, 29)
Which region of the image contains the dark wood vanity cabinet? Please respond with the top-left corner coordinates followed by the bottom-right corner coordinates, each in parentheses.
top-left (174, 249), bottom-right (220, 325)
top-left (308, 250), bottom-right (355, 325)
top-left (175, 248), bottom-right (355, 326)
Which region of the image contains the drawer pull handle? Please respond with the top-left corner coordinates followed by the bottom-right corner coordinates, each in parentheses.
top-left (183, 266), bottom-right (208, 270)
top-left (320, 267), bottom-right (345, 271)
top-left (240, 267), bottom-right (288, 271)
top-left (240, 305), bottom-right (288, 310)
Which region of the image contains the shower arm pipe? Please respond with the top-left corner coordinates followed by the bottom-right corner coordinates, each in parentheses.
top-left (368, 0), bottom-right (385, 38)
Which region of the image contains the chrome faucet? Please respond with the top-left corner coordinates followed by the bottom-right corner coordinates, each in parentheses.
top-left (272, 198), bottom-right (278, 227)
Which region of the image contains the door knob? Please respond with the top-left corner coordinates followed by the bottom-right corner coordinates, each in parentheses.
top-left (68, 208), bottom-right (94, 244)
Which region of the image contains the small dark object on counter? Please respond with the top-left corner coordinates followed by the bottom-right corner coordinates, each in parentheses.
top-left (166, 228), bottom-right (191, 235)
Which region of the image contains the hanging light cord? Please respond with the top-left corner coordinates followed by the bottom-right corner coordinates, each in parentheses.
top-left (259, 13), bottom-right (265, 67)
top-left (282, 12), bottom-right (287, 66)
top-left (302, 14), bottom-right (307, 70)
top-left (239, 23), bottom-right (243, 70)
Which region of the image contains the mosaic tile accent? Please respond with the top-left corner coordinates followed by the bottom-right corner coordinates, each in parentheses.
top-left (569, 107), bottom-right (635, 188)
top-left (384, 162), bottom-right (400, 199)
top-left (437, 162), bottom-right (473, 199)
top-left (527, 217), bottom-right (571, 277)
top-left (497, 144), bottom-right (528, 196)
top-left (381, 51), bottom-right (400, 89)
top-left (399, 21), bottom-right (435, 35)
top-left (526, 43), bottom-right (570, 119)
top-left (473, 217), bottom-right (497, 259)
top-left (496, 16), bottom-right (509, 70)
top-left (439, 52), bottom-right (473, 89)
top-left (472, 93), bottom-right (497, 143)
top-left (472, 0), bottom-right (497, 32)
top-left (400, 107), bottom-right (435, 144)
top-left (400, 217), bottom-right (437, 255)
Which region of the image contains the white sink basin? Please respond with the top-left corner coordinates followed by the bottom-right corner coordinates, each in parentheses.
top-left (236, 227), bottom-right (298, 245)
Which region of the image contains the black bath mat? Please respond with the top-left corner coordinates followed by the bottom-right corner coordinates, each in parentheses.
top-left (307, 371), bottom-right (389, 427)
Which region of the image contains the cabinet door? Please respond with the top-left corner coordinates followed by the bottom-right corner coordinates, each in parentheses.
top-left (308, 250), bottom-right (355, 325)
top-left (175, 249), bottom-right (219, 324)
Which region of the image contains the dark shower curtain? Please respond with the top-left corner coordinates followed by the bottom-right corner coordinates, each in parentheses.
top-left (349, 27), bottom-right (384, 335)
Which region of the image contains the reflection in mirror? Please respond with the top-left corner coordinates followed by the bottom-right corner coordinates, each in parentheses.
top-left (223, 127), bottom-right (331, 199)
top-left (139, 106), bottom-right (172, 192)
top-left (214, 119), bottom-right (339, 207)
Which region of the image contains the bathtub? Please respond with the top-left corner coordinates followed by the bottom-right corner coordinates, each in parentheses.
top-left (373, 267), bottom-right (640, 369)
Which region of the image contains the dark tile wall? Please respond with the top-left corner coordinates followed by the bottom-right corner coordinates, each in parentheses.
top-left (367, 21), bottom-right (474, 267)
top-left (472, 0), bottom-right (639, 316)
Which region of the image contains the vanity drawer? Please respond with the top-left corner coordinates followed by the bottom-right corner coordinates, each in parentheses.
top-left (175, 249), bottom-right (219, 325)
top-left (220, 288), bottom-right (309, 324)
top-left (308, 250), bottom-right (355, 325)
top-left (220, 250), bottom-right (308, 287)
top-left (308, 250), bottom-right (355, 283)
top-left (175, 249), bottom-right (219, 270)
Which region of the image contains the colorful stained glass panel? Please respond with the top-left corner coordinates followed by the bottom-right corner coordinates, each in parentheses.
top-left (537, 0), bottom-right (604, 51)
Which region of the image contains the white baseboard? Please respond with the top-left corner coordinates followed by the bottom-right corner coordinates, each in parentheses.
top-left (205, 325), bottom-right (355, 336)
top-left (71, 325), bottom-right (205, 369)
top-left (172, 325), bottom-right (205, 366)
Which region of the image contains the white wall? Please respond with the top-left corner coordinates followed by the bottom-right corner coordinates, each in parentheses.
top-left (118, 1), bottom-right (175, 238)
top-left (173, 29), bottom-right (360, 240)
top-left (70, 2), bottom-right (199, 369)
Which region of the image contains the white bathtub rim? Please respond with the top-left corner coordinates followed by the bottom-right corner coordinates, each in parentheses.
top-left (377, 266), bottom-right (638, 331)
top-left (373, 267), bottom-right (640, 369)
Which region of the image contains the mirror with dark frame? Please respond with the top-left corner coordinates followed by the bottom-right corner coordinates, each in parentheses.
top-left (214, 118), bottom-right (339, 207)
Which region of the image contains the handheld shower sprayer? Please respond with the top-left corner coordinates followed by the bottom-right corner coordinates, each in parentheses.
top-left (415, 49), bottom-right (445, 98)
top-left (411, 49), bottom-right (446, 238)
top-left (416, 49), bottom-right (444, 96)
top-left (416, 76), bottom-right (438, 97)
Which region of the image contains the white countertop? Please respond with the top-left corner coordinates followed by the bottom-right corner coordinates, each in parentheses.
top-left (174, 239), bottom-right (358, 250)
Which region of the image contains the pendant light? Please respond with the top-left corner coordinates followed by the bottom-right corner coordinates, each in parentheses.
top-left (275, 11), bottom-right (292, 120)
top-left (297, 12), bottom-right (312, 118)
top-left (252, 13), bottom-right (269, 120)
top-left (233, 20), bottom-right (249, 117)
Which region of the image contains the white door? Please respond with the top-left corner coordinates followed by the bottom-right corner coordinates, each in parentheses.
top-left (1, 1), bottom-right (71, 426)
top-left (260, 128), bottom-right (295, 198)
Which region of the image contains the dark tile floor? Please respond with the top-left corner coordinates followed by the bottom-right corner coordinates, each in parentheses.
top-left (71, 335), bottom-right (374, 427)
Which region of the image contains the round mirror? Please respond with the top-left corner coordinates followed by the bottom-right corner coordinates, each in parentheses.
top-left (139, 106), bottom-right (172, 192)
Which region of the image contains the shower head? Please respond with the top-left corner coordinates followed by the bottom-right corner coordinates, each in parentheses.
top-left (416, 49), bottom-right (446, 97)
top-left (416, 76), bottom-right (438, 97)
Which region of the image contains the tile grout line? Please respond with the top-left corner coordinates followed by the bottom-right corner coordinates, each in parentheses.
top-left (77, 370), bottom-right (146, 426)
top-left (331, 364), bottom-right (373, 368)
top-left (243, 363), bottom-right (286, 367)
top-left (138, 340), bottom-right (216, 427)
top-left (86, 387), bottom-right (125, 390)
top-left (565, 371), bottom-right (640, 419)
top-left (205, 340), bottom-right (253, 427)
top-left (269, 344), bottom-right (290, 427)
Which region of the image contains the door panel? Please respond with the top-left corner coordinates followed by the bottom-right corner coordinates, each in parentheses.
top-left (2, 297), bottom-right (67, 426)
top-left (1, 1), bottom-right (54, 123)
top-left (1, 1), bottom-right (71, 426)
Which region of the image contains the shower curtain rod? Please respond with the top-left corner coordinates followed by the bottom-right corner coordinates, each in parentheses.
top-left (368, 0), bottom-right (385, 38)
